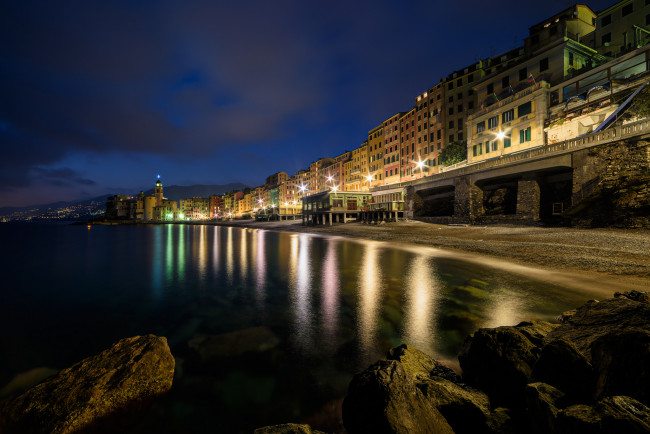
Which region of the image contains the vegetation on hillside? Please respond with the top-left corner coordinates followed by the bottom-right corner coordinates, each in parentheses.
top-left (438, 141), bottom-right (467, 167)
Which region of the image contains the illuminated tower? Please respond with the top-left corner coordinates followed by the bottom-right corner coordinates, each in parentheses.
top-left (155, 175), bottom-right (163, 207)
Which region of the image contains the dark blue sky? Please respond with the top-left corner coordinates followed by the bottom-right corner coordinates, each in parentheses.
top-left (0, 0), bottom-right (614, 207)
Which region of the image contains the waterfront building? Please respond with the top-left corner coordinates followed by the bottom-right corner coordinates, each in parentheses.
top-left (399, 108), bottom-right (416, 181)
top-left (343, 142), bottom-right (368, 192)
top-left (209, 194), bottom-right (224, 218)
top-left (382, 113), bottom-right (403, 185)
top-left (367, 124), bottom-right (384, 188)
top-left (179, 197), bottom-right (210, 220)
top-left (302, 190), bottom-right (371, 225)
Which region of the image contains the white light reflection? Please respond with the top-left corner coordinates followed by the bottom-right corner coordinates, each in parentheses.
top-left (357, 243), bottom-right (382, 360)
top-left (403, 256), bottom-right (439, 355)
top-left (321, 239), bottom-right (340, 345)
top-left (226, 227), bottom-right (234, 283)
top-left (212, 226), bottom-right (220, 277)
top-left (254, 230), bottom-right (266, 306)
top-left (483, 287), bottom-right (527, 329)
top-left (290, 233), bottom-right (313, 350)
top-left (239, 228), bottom-right (248, 280)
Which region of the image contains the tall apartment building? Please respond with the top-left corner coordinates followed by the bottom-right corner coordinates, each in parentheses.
top-left (367, 124), bottom-right (384, 188)
top-left (399, 108), bottom-right (416, 181)
top-left (590, 0), bottom-right (650, 57)
top-left (344, 141), bottom-right (368, 192)
top-left (382, 113), bottom-right (403, 185)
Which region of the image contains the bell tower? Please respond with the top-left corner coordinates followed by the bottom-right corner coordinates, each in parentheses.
top-left (155, 175), bottom-right (163, 207)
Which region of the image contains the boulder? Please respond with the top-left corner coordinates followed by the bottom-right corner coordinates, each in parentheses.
top-left (458, 321), bottom-right (556, 408)
top-left (544, 297), bottom-right (650, 360)
top-left (486, 407), bottom-right (515, 434)
top-left (254, 423), bottom-right (326, 434)
top-left (386, 344), bottom-right (437, 381)
top-left (556, 396), bottom-right (650, 433)
top-left (188, 326), bottom-right (280, 363)
top-left (525, 382), bottom-right (565, 434)
top-left (0, 335), bottom-right (174, 434)
top-left (591, 328), bottom-right (650, 405)
top-left (531, 338), bottom-right (596, 402)
top-left (418, 376), bottom-right (491, 433)
top-left (342, 359), bottom-right (454, 434)
top-left (614, 290), bottom-right (650, 304)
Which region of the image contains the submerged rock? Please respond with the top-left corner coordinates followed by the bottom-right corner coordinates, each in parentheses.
top-left (254, 423), bottom-right (326, 434)
top-left (188, 326), bottom-right (280, 363)
top-left (0, 335), bottom-right (174, 434)
top-left (342, 359), bottom-right (453, 434)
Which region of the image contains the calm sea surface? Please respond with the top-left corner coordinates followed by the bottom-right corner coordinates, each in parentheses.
top-left (0, 223), bottom-right (604, 432)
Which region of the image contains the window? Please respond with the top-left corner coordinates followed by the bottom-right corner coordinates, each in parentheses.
top-left (531, 35), bottom-right (539, 45)
top-left (569, 52), bottom-right (574, 66)
top-left (449, 107), bottom-right (454, 115)
top-left (437, 143), bottom-right (441, 150)
top-left (519, 127), bottom-right (531, 143)
top-left (485, 141), bottom-right (490, 153)
top-left (458, 104), bottom-right (463, 112)
top-left (622, 3), bottom-right (633, 16)
top-left (492, 141), bottom-right (498, 152)
top-left (488, 116), bottom-right (498, 129)
top-left (502, 109), bottom-right (514, 123)
top-left (540, 57), bottom-right (549, 71)
top-left (502, 76), bottom-right (509, 89)
top-left (549, 25), bottom-right (557, 36)
top-left (448, 82), bottom-right (453, 90)
top-left (647, 14), bottom-right (650, 26)
top-left (601, 14), bottom-right (611, 26)
top-left (504, 132), bottom-right (511, 148)
top-left (448, 96), bottom-right (454, 102)
top-left (473, 145), bottom-right (478, 157)
top-left (477, 121), bottom-right (486, 133)
top-left (519, 67), bottom-right (527, 81)
top-left (478, 143), bottom-right (483, 155)
top-left (449, 120), bottom-right (454, 128)
top-left (449, 134), bottom-right (454, 143)
top-left (437, 130), bottom-right (441, 140)
top-left (487, 83), bottom-right (494, 94)
top-left (601, 33), bottom-right (611, 45)
top-left (458, 132), bottom-right (463, 140)
top-left (457, 78), bottom-right (462, 86)
top-left (468, 101), bottom-right (474, 110)
top-left (518, 101), bottom-right (532, 117)
top-left (458, 119), bottom-right (463, 129)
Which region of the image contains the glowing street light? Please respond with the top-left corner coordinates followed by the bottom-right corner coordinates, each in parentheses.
top-left (331, 185), bottom-right (339, 192)
top-left (496, 131), bottom-right (506, 140)
top-left (416, 160), bottom-right (426, 169)
top-left (365, 175), bottom-right (373, 182)
top-left (326, 174), bottom-right (334, 183)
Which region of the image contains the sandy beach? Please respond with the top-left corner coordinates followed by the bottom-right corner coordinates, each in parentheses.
top-left (211, 219), bottom-right (650, 294)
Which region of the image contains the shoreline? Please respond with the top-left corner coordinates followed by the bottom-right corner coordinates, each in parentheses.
top-left (92, 218), bottom-right (650, 293)
top-left (213, 219), bottom-right (650, 293)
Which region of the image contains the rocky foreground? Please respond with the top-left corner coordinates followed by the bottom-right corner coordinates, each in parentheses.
top-left (260, 291), bottom-right (650, 433)
top-left (0, 335), bottom-right (174, 434)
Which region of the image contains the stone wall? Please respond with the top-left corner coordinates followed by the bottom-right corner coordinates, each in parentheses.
top-left (569, 139), bottom-right (650, 228)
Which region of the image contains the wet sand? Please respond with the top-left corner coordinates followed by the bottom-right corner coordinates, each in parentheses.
top-left (215, 219), bottom-right (650, 294)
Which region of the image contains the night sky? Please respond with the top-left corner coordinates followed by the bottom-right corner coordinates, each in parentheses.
top-left (1, 0), bottom-right (615, 207)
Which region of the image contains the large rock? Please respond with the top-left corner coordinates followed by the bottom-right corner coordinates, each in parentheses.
top-left (531, 338), bottom-right (596, 402)
top-left (188, 326), bottom-right (280, 363)
top-left (544, 297), bottom-right (650, 359)
top-left (0, 335), bottom-right (174, 434)
top-left (590, 328), bottom-right (650, 405)
top-left (342, 359), bottom-right (454, 434)
top-left (614, 290), bottom-right (650, 304)
top-left (388, 344), bottom-right (492, 433)
top-left (525, 382), bottom-right (565, 434)
top-left (556, 396), bottom-right (650, 433)
top-left (458, 321), bottom-right (557, 408)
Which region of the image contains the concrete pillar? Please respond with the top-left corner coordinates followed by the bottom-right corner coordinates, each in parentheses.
top-left (453, 175), bottom-right (484, 222)
top-left (328, 213), bottom-right (332, 225)
top-left (516, 174), bottom-right (541, 221)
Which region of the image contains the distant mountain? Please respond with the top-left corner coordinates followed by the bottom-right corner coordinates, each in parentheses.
top-left (142, 183), bottom-right (249, 202)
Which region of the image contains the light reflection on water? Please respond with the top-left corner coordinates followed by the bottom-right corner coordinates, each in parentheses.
top-left (0, 224), bottom-right (611, 433)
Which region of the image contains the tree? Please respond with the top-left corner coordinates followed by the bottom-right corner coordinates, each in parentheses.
top-left (438, 141), bottom-right (467, 167)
